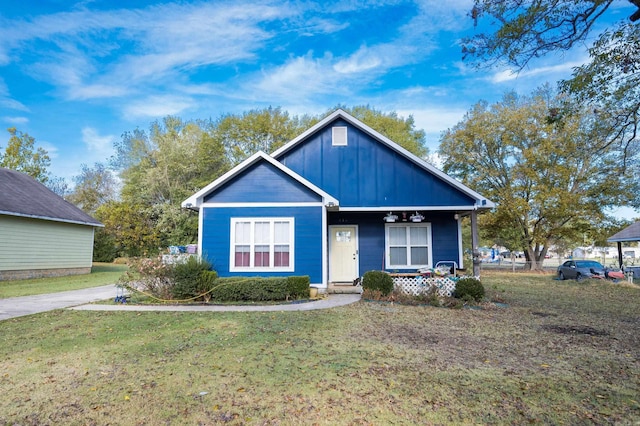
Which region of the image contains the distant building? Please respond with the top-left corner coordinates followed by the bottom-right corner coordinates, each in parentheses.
top-left (0, 168), bottom-right (103, 280)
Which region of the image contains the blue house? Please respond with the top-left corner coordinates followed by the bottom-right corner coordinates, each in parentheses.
top-left (182, 109), bottom-right (494, 290)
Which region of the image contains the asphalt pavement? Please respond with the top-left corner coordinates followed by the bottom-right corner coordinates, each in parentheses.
top-left (0, 284), bottom-right (361, 321)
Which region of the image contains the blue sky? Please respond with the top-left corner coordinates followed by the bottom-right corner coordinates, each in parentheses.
top-left (1, 0), bottom-right (637, 218)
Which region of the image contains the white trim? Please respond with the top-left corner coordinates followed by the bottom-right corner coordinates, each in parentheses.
top-left (0, 210), bottom-right (103, 227)
top-left (457, 216), bottom-right (464, 269)
top-left (201, 202), bottom-right (326, 208)
top-left (182, 151), bottom-right (338, 208)
top-left (197, 208), bottom-right (204, 260)
top-left (321, 206), bottom-right (328, 288)
top-left (229, 217), bottom-right (295, 272)
top-left (337, 205), bottom-right (479, 212)
top-left (332, 126), bottom-right (348, 146)
top-left (384, 222), bottom-right (433, 269)
top-left (271, 109), bottom-right (495, 209)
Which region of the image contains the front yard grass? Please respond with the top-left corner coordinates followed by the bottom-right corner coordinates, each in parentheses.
top-left (0, 263), bottom-right (127, 298)
top-left (0, 271), bottom-right (638, 424)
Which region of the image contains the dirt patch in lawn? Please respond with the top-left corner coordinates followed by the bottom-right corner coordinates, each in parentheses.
top-left (541, 324), bottom-right (609, 336)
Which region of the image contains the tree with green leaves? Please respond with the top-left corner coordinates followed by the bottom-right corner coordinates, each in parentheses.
top-left (439, 86), bottom-right (639, 269)
top-left (463, 0), bottom-right (640, 164)
top-left (215, 107), bottom-right (311, 166)
top-left (1, 128), bottom-right (51, 183)
top-left (109, 116), bottom-right (230, 254)
top-left (94, 201), bottom-right (163, 258)
top-left (67, 162), bottom-right (117, 214)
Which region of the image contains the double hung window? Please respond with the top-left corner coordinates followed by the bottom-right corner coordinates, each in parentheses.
top-left (385, 223), bottom-right (431, 268)
top-left (231, 218), bottom-right (294, 271)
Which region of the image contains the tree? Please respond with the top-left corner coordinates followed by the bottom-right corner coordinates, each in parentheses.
top-left (67, 162), bottom-right (117, 214)
top-left (94, 201), bottom-right (163, 258)
top-left (1, 128), bottom-right (51, 183)
top-left (439, 86), bottom-right (640, 269)
top-left (560, 23), bottom-right (640, 156)
top-left (215, 107), bottom-right (310, 166)
top-left (108, 117), bottom-right (229, 254)
top-left (463, 1), bottom-right (640, 161)
top-left (333, 105), bottom-right (429, 159)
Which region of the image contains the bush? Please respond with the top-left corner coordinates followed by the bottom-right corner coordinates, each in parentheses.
top-left (170, 256), bottom-right (216, 300)
top-left (119, 256), bottom-right (174, 300)
top-left (210, 276), bottom-right (310, 302)
top-left (93, 228), bottom-right (117, 262)
top-left (286, 276), bottom-right (310, 298)
top-left (362, 271), bottom-right (394, 296)
top-left (453, 277), bottom-right (485, 302)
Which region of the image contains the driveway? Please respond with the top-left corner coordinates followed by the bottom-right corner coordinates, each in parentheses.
top-left (0, 284), bottom-right (117, 321)
top-left (0, 285), bottom-right (361, 320)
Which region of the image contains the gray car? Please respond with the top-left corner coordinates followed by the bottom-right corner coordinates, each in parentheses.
top-left (557, 260), bottom-right (606, 281)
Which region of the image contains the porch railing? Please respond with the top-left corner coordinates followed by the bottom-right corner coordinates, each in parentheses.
top-left (390, 274), bottom-right (459, 297)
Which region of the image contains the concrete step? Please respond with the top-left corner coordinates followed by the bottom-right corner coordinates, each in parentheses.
top-left (327, 284), bottom-right (363, 294)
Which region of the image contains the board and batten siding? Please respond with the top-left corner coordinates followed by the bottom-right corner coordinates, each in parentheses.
top-left (0, 215), bottom-right (95, 272)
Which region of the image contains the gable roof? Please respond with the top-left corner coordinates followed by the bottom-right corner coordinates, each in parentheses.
top-left (608, 221), bottom-right (640, 243)
top-left (271, 109), bottom-right (495, 209)
top-left (182, 151), bottom-right (339, 208)
top-left (0, 168), bottom-right (102, 227)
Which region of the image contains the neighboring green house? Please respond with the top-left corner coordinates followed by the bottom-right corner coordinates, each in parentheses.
top-left (0, 167), bottom-right (103, 280)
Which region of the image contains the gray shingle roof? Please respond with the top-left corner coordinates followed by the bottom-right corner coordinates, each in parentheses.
top-left (608, 221), bottom-right (640, 243)
top-left (0, 167), bottom-right (102, 227)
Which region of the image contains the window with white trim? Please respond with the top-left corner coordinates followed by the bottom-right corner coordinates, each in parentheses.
top-left (230, 218), bottom-right (294, 271)
top-left (385, 223), bottom-right (432, 268)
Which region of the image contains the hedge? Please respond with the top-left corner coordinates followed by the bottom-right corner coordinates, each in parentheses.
top-left (210, 276), bottom-right (310, 302)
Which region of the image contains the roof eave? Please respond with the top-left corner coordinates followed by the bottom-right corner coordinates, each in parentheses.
top-left (0, 210), bottom-right (104, 227)
top-left (181, 151), bottom-right (339, 208)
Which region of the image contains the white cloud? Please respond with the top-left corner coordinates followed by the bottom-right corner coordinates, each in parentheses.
top-left (81, 127), bottom-right (115, 155)
top-left (397, 107), bottom-right (466, 134)
top-left (0, 2), bottom-right (291, 101)
top-left (334, 46), bottom-right (383, 74)
top-left (491, 59), bottom-right (586, 83)
top-left (2, 116), bottom-right (29, 124)
top-left (253, 53), bottom-right (340, 100)
top-left (123, 95), bottom-right (193, 119)
top-left (0, 78), bottom-right (30, 112)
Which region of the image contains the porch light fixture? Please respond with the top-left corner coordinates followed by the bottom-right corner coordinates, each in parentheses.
top-left (410, 212), bottom-right (424, 223)
top-left (326, 201), bottom-right (339, 211)
top-left (383, 212), bottom-right (398, 223)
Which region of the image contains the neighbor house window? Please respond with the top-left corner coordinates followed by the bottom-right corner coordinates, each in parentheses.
top-left (230, 218), bottom-right (294, 271)
top-left (385, 223), bottom-right (432, 268)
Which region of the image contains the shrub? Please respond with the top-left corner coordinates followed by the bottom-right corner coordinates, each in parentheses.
top-left (210, 276), bottom-right (310, 302)
top-left (93, 228), bottom-right (117, 262)
top-left (119, 256), bottom-right (174, 300)
top-left (453, 277), bottom-right (485, 302)
top-left (170, 256), bottom-right (215, 300)
top-left (286, 276), bottom-right (310, 298)
top-left (362, 271), bottom-right (394, 296)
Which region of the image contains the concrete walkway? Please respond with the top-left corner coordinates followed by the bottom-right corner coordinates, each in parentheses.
top-left (0, 284), bottom-right (361, 321)
top-left (0, 284), bottom-right (117, 321)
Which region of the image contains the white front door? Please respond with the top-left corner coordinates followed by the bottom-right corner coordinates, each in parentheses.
top-left (329, 225), bottom-right (358, 283)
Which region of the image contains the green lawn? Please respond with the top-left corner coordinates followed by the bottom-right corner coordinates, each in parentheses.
top-left (0, 263), bottom-right (127, 298)
top-left (0, 271), bottom-right (638, 424)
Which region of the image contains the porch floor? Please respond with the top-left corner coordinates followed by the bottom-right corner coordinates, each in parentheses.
top-left (327, 282), bottom-right (363, 294)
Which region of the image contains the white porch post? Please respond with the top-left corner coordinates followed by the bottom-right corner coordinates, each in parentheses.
top-left (471, 210), bottom-right (481, 277)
